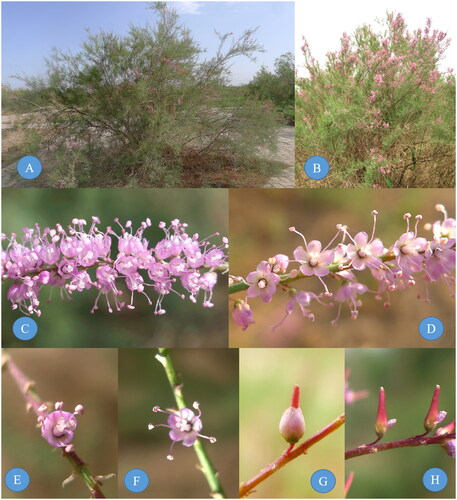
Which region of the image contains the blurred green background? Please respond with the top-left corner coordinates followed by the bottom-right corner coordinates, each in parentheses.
top-left (229, 188), bottom-right (455, 348)
top-left (2, 188), bottom-right (228, 348)
top-left (240, 348), bottom-right (345, 498)
top-left (346, 349), bottom-right (455, 498)
top-left (2, 348), bottom-right (117, 498)
top-left (118, 348), bottom-right (238, 497)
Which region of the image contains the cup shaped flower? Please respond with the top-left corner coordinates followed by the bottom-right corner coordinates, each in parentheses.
top-left (374, 387), bottom-right (396, 438)
top-left (148, 401), bottom-right (216, 460)
top-left (279, 385), bottom-right (305, 444)
top-left (424, 385), bottom-right (447, 433)
top-left (246, 261), bottom-right (280, 303)
top-left (38, 402), bottom-right (84, 449)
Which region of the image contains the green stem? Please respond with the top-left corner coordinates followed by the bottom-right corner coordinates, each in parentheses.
top-left (155, 348), bottom-right (226, 499)
top-left (229, 252), bottom-right (397, 294)
top-left (2, 352), bottom-right (107, 498)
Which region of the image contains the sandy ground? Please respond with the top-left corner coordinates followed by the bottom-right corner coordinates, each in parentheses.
top-left (2, 114), bottom-right (295, 188)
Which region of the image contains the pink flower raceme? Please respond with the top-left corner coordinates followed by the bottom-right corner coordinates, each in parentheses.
top-left (148, 402), bottom-right (216, 460)
top-left (37, 402), bottom-right (84, 452)
top-left (230, 206), bottom-right (455, 331)
top-left (2, 217), bottom-right (228, 316)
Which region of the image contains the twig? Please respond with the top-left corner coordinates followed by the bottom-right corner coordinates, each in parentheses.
top-left (155, 348), bottom-right (226, 498)
top-left (239, 414), bottom-right (345, 497)
top-left (2, 352), bottom-right (107, 498)
top-left (345, 432), bottom-right (455, 459)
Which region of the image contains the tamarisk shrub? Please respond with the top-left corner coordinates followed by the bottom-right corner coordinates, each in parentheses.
top-left (296, 12), bottom-right (455, 188)
top-left (20, 3), bottom-right (278, 188)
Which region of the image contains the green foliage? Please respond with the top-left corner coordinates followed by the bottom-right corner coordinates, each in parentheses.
top-left (19, 3), bottom-right (279, 187)
top-left (248, 52), bottom-right (295, 124)
top-left (2, 85), bottom-right (48, 114)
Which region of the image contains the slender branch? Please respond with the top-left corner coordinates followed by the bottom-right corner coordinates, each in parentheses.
top-left (239, 413), bottom-right (345, 498)
top-left (345, 432), bottom-right (455, 459)
top-left (155, 348), bottom-right (226, 499)
top-left (229, 252), bottom-right (397, 294)
top-left (2, 352), bottom-right (107, 498)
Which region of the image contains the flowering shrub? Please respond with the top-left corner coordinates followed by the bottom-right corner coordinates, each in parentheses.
top-left (19, 3), bottom-right (278, 188)
top-left (296, 13), bottom-right (455, 188)
top-left (2, 217), bottom-right (228, 316)
top-left (230, 204), bottom-right (455, 331)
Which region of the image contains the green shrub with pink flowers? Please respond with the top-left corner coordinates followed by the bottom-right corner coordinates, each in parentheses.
top-left (16, 3), bottom-right (280, 188)
top-left (296, 12), bottom-right (455, 188)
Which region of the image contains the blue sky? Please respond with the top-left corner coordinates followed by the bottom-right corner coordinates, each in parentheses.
top-left (2, 1), bottom-right (294, 88)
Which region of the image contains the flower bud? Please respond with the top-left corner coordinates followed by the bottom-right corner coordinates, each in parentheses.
top-left (424, 385), bottom-right (447, 433)
top-left (374, 387), bottom-right (396, 438)
top-left (279, 385), bottom-right (305, 444)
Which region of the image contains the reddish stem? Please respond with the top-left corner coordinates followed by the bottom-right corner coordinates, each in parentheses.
top-left (345, 432), bottom-right (455, 459)
top-left (239, 414), bottom-right (345, 498)
top-left (344, 471), bottom-right (354, 497)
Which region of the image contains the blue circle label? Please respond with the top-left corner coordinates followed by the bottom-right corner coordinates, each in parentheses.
top-left (124, 469), bottom-right (149, 493)
top-left (17, 156), bottom-right (42, 179)
top-left (13, 317), bottom-right (38, 341)
top-left (423, 468), bottom-right (447, 492)
top-left (419, 317), bottom-right (444, 340)
top-left (310, 469), bottom-right (336, 493)
top-left (304, 156), bottom-right (329, 180)
top-left (5, 468), bottom-right (30, 492)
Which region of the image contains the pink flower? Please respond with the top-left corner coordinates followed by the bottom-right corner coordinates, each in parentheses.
top-left (148, 402), bottom-right (216, 461)
top-left (38, 402), bottom-right (84, 450)
top-left (246, 261), bottom-right (280, 303)
top-left (345, 212), bottom-right (385, 271)
top-left (294, 241), bottom-right (334, 277)
top-left (232, 300), bottom-right (255, 330)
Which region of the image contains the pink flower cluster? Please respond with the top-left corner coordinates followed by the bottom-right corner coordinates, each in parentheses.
top-left (230, 205), bottom-right (455, 330)
top-left (2, 217), bottom-right (228, 316)
top-left (37, 401), bottom-right (84, 452)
